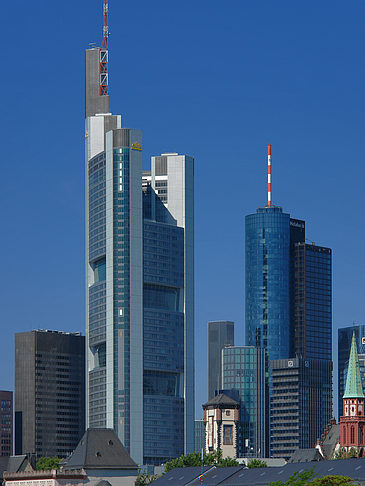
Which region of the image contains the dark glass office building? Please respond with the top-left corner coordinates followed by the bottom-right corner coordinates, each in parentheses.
top-left (270, 358), bottom-right (332, 459)
top-left (338, 325), bottom-right (365, 417)
top-left (208, 321), bottom-right (234, 399)
top-left (222, 346), bottom-right (268, 457)
top-left (0, 391), bottom-right (13, 456)
top-left (14, 330), bottom-right (85, 458)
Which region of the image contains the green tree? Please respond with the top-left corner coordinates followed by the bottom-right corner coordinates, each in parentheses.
top-left (36, 457), bottom-right (61, 471)
top-left (247, 458), bottom-right (267, 468)
top-left (310, 476), bottom-right (355, 485)
top-left (135, 473), bottom-right (160, 486)
top-left (332, 447), bottom-right (357, 460)
top-left (164, 449), bottom-right (238, 472)
top-left (270, 469), bottom-right (316, 486)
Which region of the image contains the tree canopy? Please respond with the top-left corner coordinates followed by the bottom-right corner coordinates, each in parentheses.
top-left (164, 450), bottom-right (239, 472)
top-left (36, 456), bottom-right (61, 471)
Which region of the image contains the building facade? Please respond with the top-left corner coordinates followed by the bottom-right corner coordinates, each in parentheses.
top-left (194, 420), bottom-right (205, 453)
top-left (14, 330), bottom-right (85, 458)
top-left (85, 46), bottom-right (194, 465)
top-left (222, 346), bottom-right (268, 457)
top-left (338, 325), bottom-right (365, 417)
top-left (270, 358), bottom-right (332, 459)
top-left (208, 321), bottom-right (234, 399)
top-left (0, 391), bottom-right (13, 456)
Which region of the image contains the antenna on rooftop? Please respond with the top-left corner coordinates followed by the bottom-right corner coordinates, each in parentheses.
top-left (267, 144), bottom-right (272, 207)
top-left (99, 0), bottom-right (109, 96)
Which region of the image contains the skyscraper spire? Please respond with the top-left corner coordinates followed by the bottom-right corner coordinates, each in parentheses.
top-left (343, 331), bottom-right (365, 398)
top-left (267, 144), bottom-right (272, 207)
top-left (100, 0), bottom-right (109, 96)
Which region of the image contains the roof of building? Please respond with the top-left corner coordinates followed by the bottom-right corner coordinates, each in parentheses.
top-left (287, 448), bottom-right (323, 463)
top-left (344, 331), bottom-right (365, 398)
top-left (203, 393), bottom-right (240, 408)
top-left (94, 481), bottom-right (112, 486)
top-left (150, 459), bottom-right (365, 486)
top-left (62, 428), bottom-right (137, 470)
top-left (319, 423), bottom-right (341, 459)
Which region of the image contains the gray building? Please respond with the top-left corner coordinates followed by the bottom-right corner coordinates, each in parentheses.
top-left (222, 346), bottom-right (268, 457)
top-left (338, 324), bottom-right (365, 417)
top-left (270, 357), bottom-right (332, 459)
top-left (14, 330), bottom-right (85, 458)
top-left (85, 46), bottom-right (194, 465)
top-left (208, 321), bottom-right (234, 400)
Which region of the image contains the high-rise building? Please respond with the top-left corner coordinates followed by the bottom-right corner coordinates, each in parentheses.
top-left (0, 391), bottom-right (13, 456)
top-left (85, 13), bottom-right (194, 465)
top-left (14, 330), bottom-right (85, 458)
top-left (208, 321), bottom-right (234, 399)
top-left (270, 357), bottom-right (332, 459)
top-left (245, 146), bottom-right (332, 456)
top-left (338, 325), bottom-right (365, 417)
top-left (194, 419), bottom-right (205, 453)
top-left (221, 346), bottom-right (268, 457)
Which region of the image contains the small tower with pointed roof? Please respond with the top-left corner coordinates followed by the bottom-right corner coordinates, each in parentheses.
top-left (203, 393), bottom-right (240, 458)
top-left (340, 332), bottom-right (365, 457)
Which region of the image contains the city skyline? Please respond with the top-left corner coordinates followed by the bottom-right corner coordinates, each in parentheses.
top-left (1, 0), bottom-right (365, 423)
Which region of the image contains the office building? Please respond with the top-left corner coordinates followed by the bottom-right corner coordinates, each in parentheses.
top-left (245, 146), bottom-right (332, 456)
top-left (14, 330), bottom-right (85, 458)
top-left (85, 15), bottom-right (194, 465)
top-left (222, 346), bottom-right (268, 457)
top-left (194, 420), bottom-right (205, 453)
top-left (338, 324), bottom-right (365, 417)
top-left (0, 391), bottom-right (13, 456)
top-left (270, 358), bottom-right (332, 459)
top-left (208, 321), bottom-right (234, 399)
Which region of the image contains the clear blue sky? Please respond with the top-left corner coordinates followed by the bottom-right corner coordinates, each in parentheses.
top-left (1, 0), bottom-right (364, 420)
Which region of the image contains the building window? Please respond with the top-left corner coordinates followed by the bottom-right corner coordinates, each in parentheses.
top-left (343, 426), bottom-right (346, 443)
top-left (223, 425), bottom-right (233, 445)
top-left (351, 426), bottom-right (355, 444)
top-left (360, 426), bottom-right (364, 445)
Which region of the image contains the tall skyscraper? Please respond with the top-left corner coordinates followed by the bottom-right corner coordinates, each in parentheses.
top-left (0, 391), bottom-right (13, 456)
top-left (338, 324), bottom-right (365, 417)
top-left (245, 145), bottom-right (332, 455)
top-left (270, 357), bottom-right (332, 459)
top-left (85, 4), bottom-right (194, 465)
top-left (14, 330), bottom-right (85, 458)
top-left (208, 321), bottom-right (234, 399)
top-left (221, 346), bottom-right (268, 457)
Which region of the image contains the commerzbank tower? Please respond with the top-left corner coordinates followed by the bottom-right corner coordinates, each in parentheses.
top-left (85, 0), bottom-right (194, 466)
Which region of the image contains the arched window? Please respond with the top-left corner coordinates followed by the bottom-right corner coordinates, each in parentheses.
top-left (360, 426), bottom-right (364, 445)
top-left (351, 426), bottom-right (355, 444)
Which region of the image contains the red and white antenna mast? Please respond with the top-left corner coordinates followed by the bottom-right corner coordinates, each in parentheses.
top-left (100, 0), bottom-right (109, 96)
top-left (267, 144), bottom-right (272, 206)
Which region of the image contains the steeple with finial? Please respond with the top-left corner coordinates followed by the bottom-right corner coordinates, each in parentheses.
top-left (340, 331), bottom-right (365, 457)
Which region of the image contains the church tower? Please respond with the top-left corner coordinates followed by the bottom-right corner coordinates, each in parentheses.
top-left (340, 331), bottom-right (365, 457)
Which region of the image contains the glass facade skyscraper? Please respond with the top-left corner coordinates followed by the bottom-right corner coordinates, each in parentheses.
top-left (245, 207), bottom-right (291, 361)
top-left (245, 202), bottom-right (332, 456)
top-left (222, 346), bottom-right (268, 457)
top-left (208, 321), bottom-right (234, 399)
top-left (85, 47), bottom-right (194, 465)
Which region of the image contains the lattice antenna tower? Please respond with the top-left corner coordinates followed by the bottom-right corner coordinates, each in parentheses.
top-left (100, 0), bottom-right (109, 95)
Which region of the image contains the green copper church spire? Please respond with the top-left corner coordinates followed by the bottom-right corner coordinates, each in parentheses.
top-left (343, 331), bottom-right (365, 399)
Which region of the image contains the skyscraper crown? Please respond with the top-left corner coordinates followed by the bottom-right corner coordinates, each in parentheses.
top-left (343, 331), bottom-right (365, 399)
